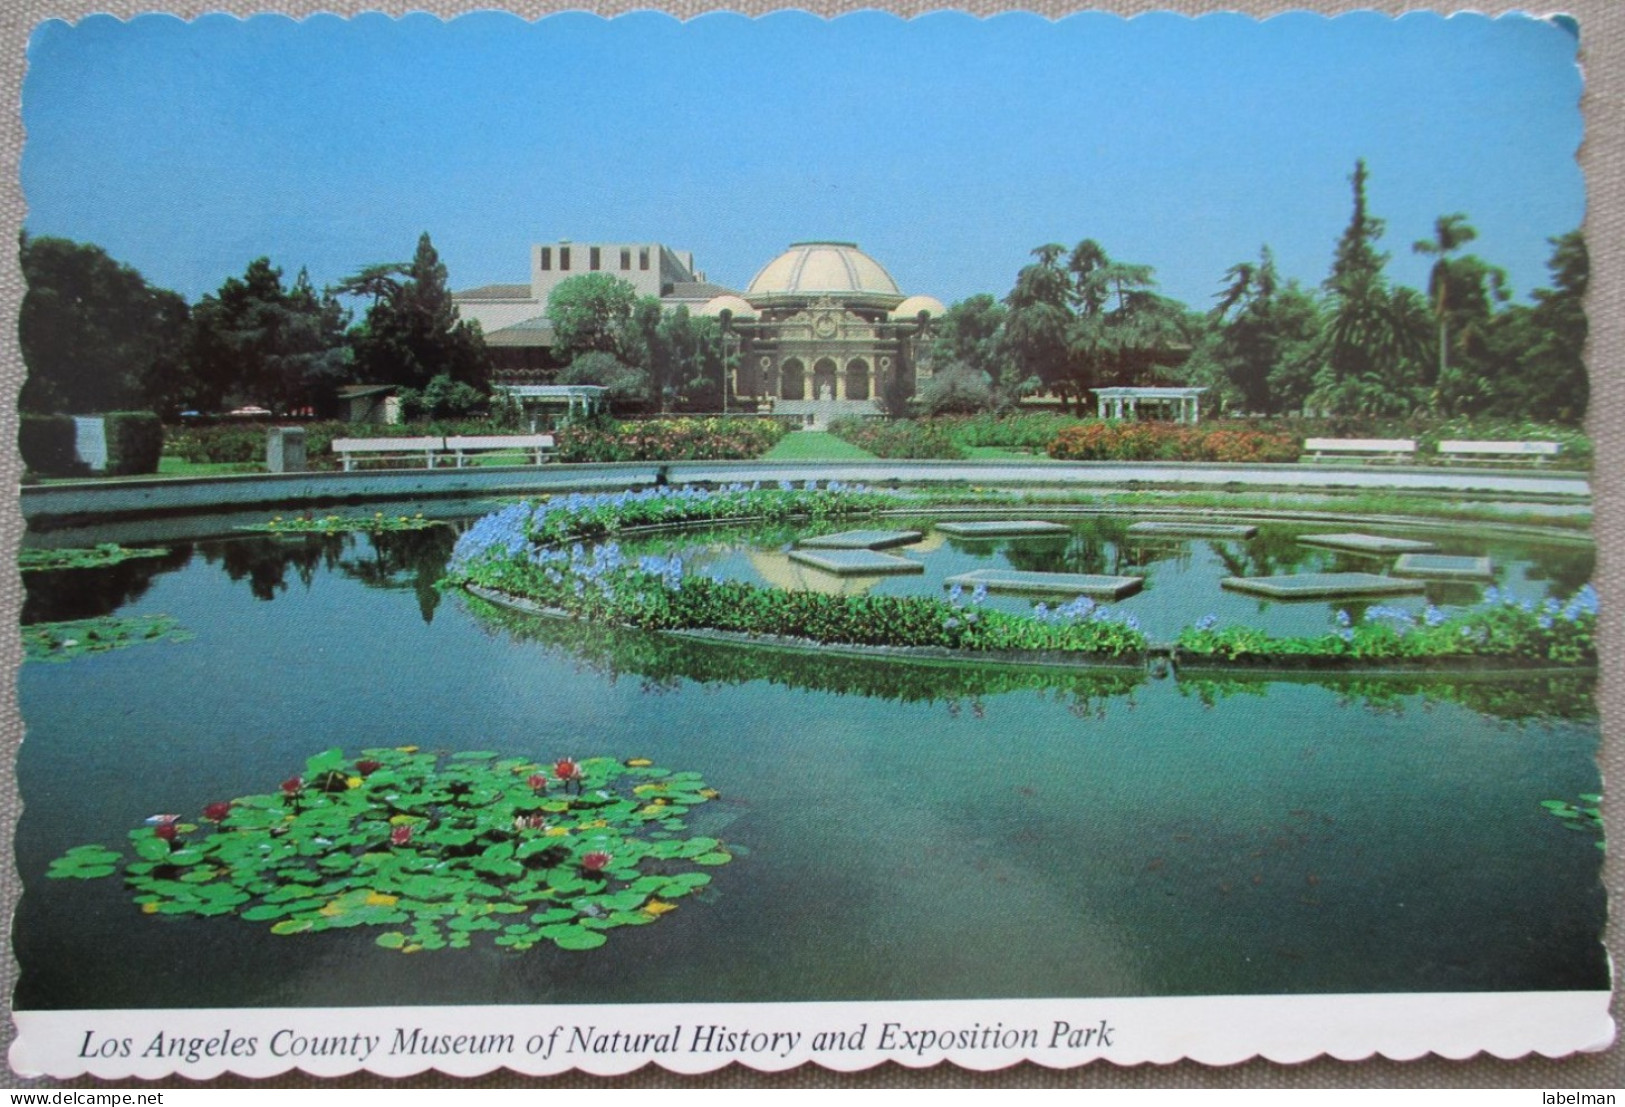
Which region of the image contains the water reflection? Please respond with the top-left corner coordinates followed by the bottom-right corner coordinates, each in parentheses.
top-left (21, 545), bottom-right (193, 623)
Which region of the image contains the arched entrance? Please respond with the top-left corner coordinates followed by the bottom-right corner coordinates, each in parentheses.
top-left (812, 358), bottom-right (839, 401)
top-left (779, 359), bottom-right (805, 401)
top-left (844, 359), bottom-right (870, 402)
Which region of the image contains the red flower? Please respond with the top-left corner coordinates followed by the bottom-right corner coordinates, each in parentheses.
top-left (554, 759), bottom-right (581, 782)
top-left (527, 772), bottom-right (549, 793)
top-left (281, 776), bottom-right (303, 797)
top-left (390, 825), bottom-right (413, 847)
top-left (580, 851), bottom-right (611, 873)
top-left (355, 759), bottom-right (382, 776)
top-left (153, 823), bottom-right (178, 842)
top-left (202, 802), bottom-right (231, 823)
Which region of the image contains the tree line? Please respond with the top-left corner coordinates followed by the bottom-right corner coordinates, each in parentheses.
top-left (924, 160), bottom-right (1587, 424)
top-left (19, 160), bottom-right (1589, 426)
top-left (20, 231), bottom-right (491, 420)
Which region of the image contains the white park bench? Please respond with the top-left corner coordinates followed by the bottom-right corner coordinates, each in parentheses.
top-left (1302, 437), bottom-right (1417, 463)
top-left (445, 434), bottom-right (556, 467)
top-left (331, 436), bottom-right (446, 472)
top-left (1436, 439), bottom-right (1562, 465)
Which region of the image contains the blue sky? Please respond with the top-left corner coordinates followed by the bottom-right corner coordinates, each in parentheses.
top-left (21, 10), bottom-right (1583, 312)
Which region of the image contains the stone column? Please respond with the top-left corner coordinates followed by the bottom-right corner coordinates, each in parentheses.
top-left (267, 426), bottom-right (307, 474)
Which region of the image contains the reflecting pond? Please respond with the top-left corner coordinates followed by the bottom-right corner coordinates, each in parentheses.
top-left (14, 510), bottom-right (1606, 1009)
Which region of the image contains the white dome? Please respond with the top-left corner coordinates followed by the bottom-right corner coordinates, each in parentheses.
top-left (892, 295), bottom-right (947, 320)
top-left (697, 294), bottom-right (756, 319)
top-left (746, 242), bottom-right (901, 297)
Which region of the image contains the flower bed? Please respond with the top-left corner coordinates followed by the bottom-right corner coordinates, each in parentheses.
top-left (554, 417), bottom-right (787, 462)
top-left (825, 417), bottom-right (967, 459)
top-left (1047, 421), bottom-right (1299, 463)
top-left (47, 747), bottom-right (730, 954)
top-left (1175, 585), bottom-right (1598, 665)
top-left (448, 484), bottom-right (1148, 658)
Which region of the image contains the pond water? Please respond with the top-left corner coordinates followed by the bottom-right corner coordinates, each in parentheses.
top-left (13, 507), bottom-right (1606, 1009)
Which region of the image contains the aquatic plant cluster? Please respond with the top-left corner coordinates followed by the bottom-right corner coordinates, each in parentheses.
top-left (1542, 794), bottom-right (1604, 850)
top-left (18, 543), bottom-right (167, 572)
top-left (451, 484), bottom-right (1150, 657)
top-left (23, 613), bottom-right (193, 663)
top-left (244, 512), bottom-right (444, 536)
top-left (1177, 584), bottom-right (1599, 664)
top-left (47, 747), bottom-right (730, 954)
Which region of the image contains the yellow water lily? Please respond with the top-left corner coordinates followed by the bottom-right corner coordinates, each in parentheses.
top-left (365, 892), bottom-right (399, 907)
top-left (625, 758), bottom-right (653, 768)
top-left (700, 788), bottom-right (721, 800)
top-left (346, 776), bottom-right (363, 789)
top-left (397, 745), bottom-right (419, 753)
top-left (543, 827), bottom-right (571, 837)
top-left (141, 901), bottom-right (160, 915)
top-left (642, 900), bottom-right (676, 917)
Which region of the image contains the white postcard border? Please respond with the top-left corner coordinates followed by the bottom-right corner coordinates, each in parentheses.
top-left (10, 993), bottom-right (1616, 1079)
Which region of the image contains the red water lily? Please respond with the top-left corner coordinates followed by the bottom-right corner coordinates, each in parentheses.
top-left (202, 802), bottom-right (231, 823)
top-left (390, 825), bottom-right (413, 847)
top-left (527, 772), bottom-right (549, 793)
top-left (281, 776), bottom-right (303, 797)
top-left (153, 822), bottom-right (178, 842)
top-left (355, 759), bottom-right (382, 776)
top-left (580, 851), bottom-right (611, 873)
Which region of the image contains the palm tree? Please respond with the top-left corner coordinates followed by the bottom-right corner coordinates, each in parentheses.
top-left (1413, 213), bottom-right (1477, 390)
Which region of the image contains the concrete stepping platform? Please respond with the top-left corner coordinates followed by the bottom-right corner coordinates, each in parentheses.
top-left (1391, 553), bottom-right (1495, 581)
top-left (1127, 521), bottom-right (1258, 539)
top-left (944, 568), bottom-right (1144, 600)
top-left (1221, 572), bottom-right (1426, 600)
top-left (935, 520), bottom-right (1070, 538)
top-left (787, 549), bottom-right (925, 576)
top-left (1297, 532), bottom-right (1439, 555)
top-left (798, 529), bottom-right (923, 550)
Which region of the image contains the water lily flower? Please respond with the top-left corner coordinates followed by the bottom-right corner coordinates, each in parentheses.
top-left (580, 851), bottom-right (612, 873)
top-left (390, 825), bottom-right (413, 847)
top-left (355, 759), bottom-right (382, 776)
top-left (281, 776), bottom-right (303, 797)
top-left (153, 822), bottom-right (178, 842)
top-left (527, 772), bottom-right (549, 793)
top-left (145, 814), bottom-right (180, 826)
top-left (554, 758), bottom-right (582, 792)
top-left (202, 802), bottom-right (231, 823)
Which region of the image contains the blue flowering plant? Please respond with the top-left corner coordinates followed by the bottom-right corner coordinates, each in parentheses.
top-left (1176, 584), bottom-right (1598, 664)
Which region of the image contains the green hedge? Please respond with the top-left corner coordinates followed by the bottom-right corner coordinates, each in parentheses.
top-left (19, 414), bottom-right (80, 476)
top-left (103, 411), bottom-right (163, 476)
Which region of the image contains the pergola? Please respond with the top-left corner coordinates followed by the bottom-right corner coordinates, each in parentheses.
top-left (1094, 386), bottom-right (1206, 424)
top-left (497, 384), bottom-right (611, 429)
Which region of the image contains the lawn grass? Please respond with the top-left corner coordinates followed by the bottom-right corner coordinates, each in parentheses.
top-left (158, 457), bottom-right (263, 477)
top-left (763, 431), bottom-right (876, 460)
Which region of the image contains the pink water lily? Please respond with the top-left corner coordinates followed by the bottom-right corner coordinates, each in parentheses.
top-left (280, 776), bottom-right (303, 797)
top-left (202, 802), bottom-right (231, 823)
top-left (153, 822), bottom-right (178, 842)
top-left (580, 851), bottom-right (611, 873)
top-left (390, 825), bottom-right (413, 847)
top-left (527, 772), bottom-right (548, 793)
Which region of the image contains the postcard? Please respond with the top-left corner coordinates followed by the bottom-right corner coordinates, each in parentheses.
top-left (5, 7), bottom-right (1616, 1082)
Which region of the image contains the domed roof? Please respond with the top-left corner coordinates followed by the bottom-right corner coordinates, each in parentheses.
top-left (892, 295), bottom-right (947, 320)
top-left (746, 242), bottom-right (902, 298)
top-left (696, 294), bottom-right (757, 319)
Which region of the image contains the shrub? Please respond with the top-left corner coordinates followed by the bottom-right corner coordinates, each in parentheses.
top-left (826, 418), bottom-right (966, 459)
top-left (102, 411), bottom-right (164, 476)
top-left (554, 417), bottom-right (787, 463)
top-left (19, 413), bottom-right (80, 476)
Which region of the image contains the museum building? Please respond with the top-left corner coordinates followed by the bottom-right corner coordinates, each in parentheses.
top-left (453, 239), bottom-right (944, 423)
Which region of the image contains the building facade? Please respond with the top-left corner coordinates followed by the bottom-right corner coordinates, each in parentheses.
top-left (454, 240), bottom-right (943, 421)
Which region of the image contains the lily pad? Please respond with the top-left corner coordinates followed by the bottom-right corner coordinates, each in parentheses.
top-left (48, 746), bottom-right (734, 956)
